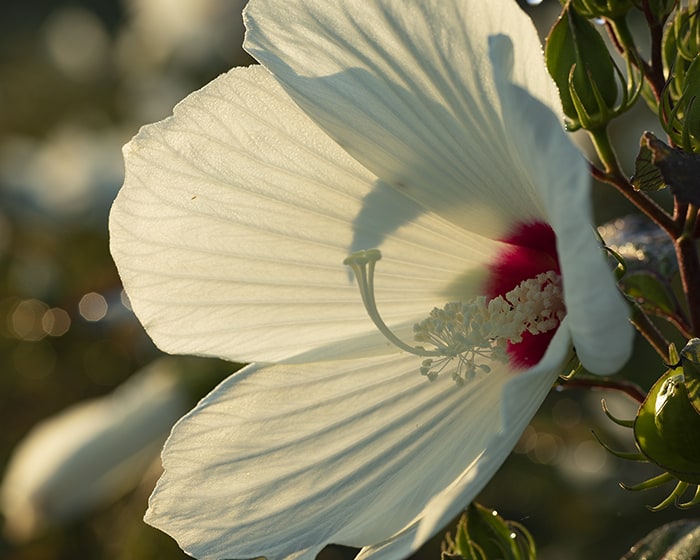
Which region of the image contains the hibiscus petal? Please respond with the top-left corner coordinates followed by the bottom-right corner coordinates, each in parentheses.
top-left (145, 343), bottom-right (565, 560)
top-left (243, 0), bottom-right (561, 239)
top-left (411, 322), bottom-right (571, 548)
top-left (110, 65), bottom-right (502, 363)
top-left (488, 35), bottom-right (633, 375)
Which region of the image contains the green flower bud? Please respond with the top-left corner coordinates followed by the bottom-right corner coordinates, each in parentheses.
top-left (545, 2), bottom-right (640, 129)
top-left (636, 0), bottom-right (678, 25)
top-left (661, 5), bottom-right (700, 150)
top-left (663, 2), bottom-right (700, 69)
top-left (634, 354), bottom-right (700, 483)
top-left (441, 503), bottom-right (536, 560)
top-left (598, 340), bottom-right (700, 510)
top-left (572, 0), bottom-right (634, 19)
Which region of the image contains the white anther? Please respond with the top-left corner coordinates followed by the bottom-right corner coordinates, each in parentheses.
top-left (345, 251), bottom-right (565, 384)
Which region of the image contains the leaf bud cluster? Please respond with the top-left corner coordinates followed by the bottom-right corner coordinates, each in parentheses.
top-left (545, 2), bottom-right (642, 130)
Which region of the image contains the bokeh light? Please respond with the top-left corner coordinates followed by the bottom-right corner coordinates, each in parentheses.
top-left (42, 307), bottom-right (71, 337)
top-left (78, 292), bottom-right (108, 322)
top-left (44, 7), bottom-right (111, 82)
top-left (9, 299), bottom-right (49, 341)
top-left (0, 1), bottom-right (247, 557)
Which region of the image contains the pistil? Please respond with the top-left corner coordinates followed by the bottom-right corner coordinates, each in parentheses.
top-left (345, 249), bottom-right (565, 384)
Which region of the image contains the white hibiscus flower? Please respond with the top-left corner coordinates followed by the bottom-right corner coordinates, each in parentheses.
top-left (109, 1), bottom-right (634, 559)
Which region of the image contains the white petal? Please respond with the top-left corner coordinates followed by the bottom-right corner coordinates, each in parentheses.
top-left (412, 323), bottom-right (571, 547)
top-left (111, 65), bottom-right (505, 364)
top-left (488, 36), bottom-right (633, 374)
top-left (243, 0), bottom-right (561, 238)
top-left (356, 328), bottom-right (571, 560)
top-left (145, 341), bottom-right (566, 560)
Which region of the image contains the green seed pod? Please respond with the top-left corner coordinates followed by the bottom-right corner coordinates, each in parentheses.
top-left (634, 362), bottom-right (700, 483)
top-left (599, 339), bottom-right (700, 510)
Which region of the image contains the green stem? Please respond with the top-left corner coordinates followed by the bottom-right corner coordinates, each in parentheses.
top-left (588, 127), bottom-right (677, 236)
top-left (684, 203), bottom-right (698, 238)
top-left (639, 0), bottom-right (671, 95)
top-left (558, 375), bottom-right (647, 404)
top-left (608, 17), bottom-right (659, 97)
top-left (631, 304), bottom-right (670, 359)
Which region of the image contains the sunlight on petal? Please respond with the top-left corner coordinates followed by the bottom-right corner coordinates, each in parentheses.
top-left (244, 0), bottom-right (562, 239)
top-left (107, 1), bottom-right (635, 559)
top-left (146, 347), bottom-right (564, 559)
top-left (111, 66), bottom-right (507, 364)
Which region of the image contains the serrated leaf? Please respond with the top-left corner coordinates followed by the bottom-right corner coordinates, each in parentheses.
top-left (621, 520), bottom-right (700, 559)
top-left (640, 132), bottom-right (700, 205)
top-left (632, 141), bottom-right (667, 191)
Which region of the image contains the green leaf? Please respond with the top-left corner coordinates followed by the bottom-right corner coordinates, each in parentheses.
top-left (442, 504), bottom-right (536, 560)
top-left (621, 520), bottom-right (700, 559)
top-left (545, 1), bottom-right (618, 126)
top-left (571, 0), bottom-right (633, 19)
top-left (639, 132), bottom-right (700, 205)
top-left (632, 141), bottom-right (667, 191)
top-left (620, 271), bottom-right (677, 316)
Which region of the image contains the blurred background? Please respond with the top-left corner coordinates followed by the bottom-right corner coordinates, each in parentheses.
top-left (0, 1), bottom-right (694, 559)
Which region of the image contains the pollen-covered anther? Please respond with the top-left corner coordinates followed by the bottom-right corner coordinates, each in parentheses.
top-left (413, 271), bottom-right (565, 383)
top-left (345, 250), bottom-right (564, 384)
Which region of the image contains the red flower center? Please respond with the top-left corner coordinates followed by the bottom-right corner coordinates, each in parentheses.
top-left (486, 221), bottom-right (562, 369)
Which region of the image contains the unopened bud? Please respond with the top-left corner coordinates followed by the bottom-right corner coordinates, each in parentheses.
top-left (571, 0), bottom-right (634, 19)
top-left (597, 340), bottom-right (700, 511)
top-left (661, 6), bottom-right (700, 150)
top-left (545, 2), bottom-right (639, 129)
top-left (441, 503), bottom-right (536, 560)
top-left (0, 358), bottom-right (191, 542)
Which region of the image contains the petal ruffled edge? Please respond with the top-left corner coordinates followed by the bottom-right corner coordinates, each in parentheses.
top-left (488, 35), bottom-right (633, 375)
top-left (110, 65), bottom-right (502, 364)
top-left (145, 323), bottom-right (570, 560)
top-left (243, 0), bottom-right (562, 239)
top-left (145, 334), bottom-right (566, 560)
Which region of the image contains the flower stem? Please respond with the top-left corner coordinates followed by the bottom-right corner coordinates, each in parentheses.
top-left (638, 0), bottom-right (669, 97)
top-left (559, 375), bottom-right (647, 404)
top-left (684, 204), bottom-right (698, 239)
top-left (631, 304), bottom-right (670, 359)
top-left (675, 204), bottom-right (700, 335)
top-left (588, 127), bottom-right (677, 236)
top-left (607, 17), bottom-right (661, 100)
